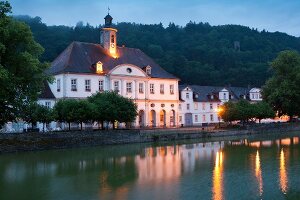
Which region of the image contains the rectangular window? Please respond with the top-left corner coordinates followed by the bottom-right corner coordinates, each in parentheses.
top-left (179, 104), bottom-right (182, 110)
top-left (223, 93), bottom-right (226, 99)
top-left (195, 115), bottom-right (198, 122)
top-left (99, 80), bottom-right (104, 91)
top-left (179, 116), bottom-right (182, 123)
top-left (71, 79), bottom-right (77, 91)
top-left (139, 83), bottom-right (144, 94)
top-left (202, 103), bottom-right (205, 110)
top-left (170, 84), bottom-right (174, 94)
top-left (57, 79), bottom-right (61, 92)
top-left (114, 81), bottom-right (119, 92)
top-left (187, 103), bottom-right (190, 110)
top-left (126, 82), bottom-right (132, 93)
top-left (194, 103), bottom-right (198, 110)
top-left (210, 114), bottom-right (214, 122)
top-left (210, 103), bottom-right (213, 110)
top-left (203, 115), bottom-right (206, 122)
top-left (45, 102), bottom-right (51, 109)
top-left (85, 80), bottom-right (91, 92)
top-left (160, 84), bottom-right (164, 94)
top-left (150, 84), bottom-right (154, 94)
top-left (186, 92), bottom-right (190, 99)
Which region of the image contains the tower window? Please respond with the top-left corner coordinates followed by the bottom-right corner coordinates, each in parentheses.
top-left (111, 34), bottom-right (115, 43)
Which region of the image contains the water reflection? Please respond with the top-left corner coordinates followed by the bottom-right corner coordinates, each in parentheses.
top-left (255, 150), bottom-right (263, 196)
top-left (0, 135), bottom-right (300, 200)
top-left (279, 149), bottom-right (288, 194)
top-left (212, 150), bottom-right (224, 200)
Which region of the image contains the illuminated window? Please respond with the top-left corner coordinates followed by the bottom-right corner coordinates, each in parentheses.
top-left (139, 83), bottom-right (144, 94)
top-left (179, 116), bottom-right (182, 123)
top-left (126, 82), bottom-right (132, 93)
top-left (160, 84), bottom-right (164, 94)
top-left (170, 84), bottom-right (174, 94)
top-left (114, 81), bottom-right (119, 92)
top-left (71, 79), bottom-right (77, 91)
top-left (194, 103), bottom-right (198, 110)
top-left (57, 79), bottom-right (61, 92)
top-left (150, 84), bottom-right (154, 94)
top-left (99, 80), bottom-right (104, 91)
top-left (85, 80), bottom-right (91, 92)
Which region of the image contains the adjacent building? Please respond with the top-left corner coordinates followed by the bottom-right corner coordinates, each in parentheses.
top-left (178, 85), bottom-right (262, 126)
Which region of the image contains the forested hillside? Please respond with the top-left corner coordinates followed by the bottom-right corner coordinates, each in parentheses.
top-left (15, 15), bottom-right (300, 87)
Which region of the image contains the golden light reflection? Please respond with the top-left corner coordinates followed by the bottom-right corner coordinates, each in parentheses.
top-left (279, 149), bottom-right (288, 194)
top-left (250, 142), bottom-right (261, 148)
top-left (255, 150), bottom-right (263, 196)
top-left (212, 151), bottom-right (224, 200)
top-left (109, 48), bottom-right (118, 59)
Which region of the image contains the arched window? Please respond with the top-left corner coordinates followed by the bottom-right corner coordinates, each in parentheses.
top-left (111, 34), bottom-right (115, 43)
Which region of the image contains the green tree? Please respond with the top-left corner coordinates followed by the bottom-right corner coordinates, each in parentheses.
top-left (0, 1), bottom-right (49, 127)
top-left (219, 102), bottom-right (238, 123)
top-left (263, 50), bottom-right (300, 118)
top-left (253, 101), bottom-right (275, 123)
top-left (89, 91), bottom-right (137, 129)
top-left (235, 100), bottom-right (256, 124)
top-left (22, 102), bottom-right (53, 132)
top-left (73, 99), bottom-right (94, 130)
top-left (53, 99), bottom-right (78, 130)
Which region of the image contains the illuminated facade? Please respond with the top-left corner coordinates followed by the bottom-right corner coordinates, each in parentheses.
top-left (38, 13), bottom-right (180, 129)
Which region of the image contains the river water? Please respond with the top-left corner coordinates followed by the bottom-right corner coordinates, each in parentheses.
top-left (1, 133), bottom-right (300, 200)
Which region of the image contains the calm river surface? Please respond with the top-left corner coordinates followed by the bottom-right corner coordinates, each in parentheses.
top-left (1, 133), bottom-right (300, 200)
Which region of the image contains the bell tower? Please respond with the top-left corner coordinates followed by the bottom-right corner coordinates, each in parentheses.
top-left (100, 10), bottom-right (118, 58)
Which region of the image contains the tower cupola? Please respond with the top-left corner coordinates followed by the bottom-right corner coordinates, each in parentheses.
top-left (100, 11), bottom-right (118, 58)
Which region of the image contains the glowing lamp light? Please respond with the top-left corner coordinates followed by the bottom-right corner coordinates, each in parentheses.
top-left (96, 62), bottom-right (103, 74)
top-left (109, 48), bottom-right (118, 59)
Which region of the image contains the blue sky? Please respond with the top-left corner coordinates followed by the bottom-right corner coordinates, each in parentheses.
top-left (10, 0), bottom-right (300, 36)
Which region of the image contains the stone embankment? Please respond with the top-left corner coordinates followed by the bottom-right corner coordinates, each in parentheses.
top-left (0, 123), bottom-right (300, 153)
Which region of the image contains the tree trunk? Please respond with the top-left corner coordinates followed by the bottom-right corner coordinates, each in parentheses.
top-left (112, 121), bottom-right (115, 130)
top-left (68, 122), bottom-right (71, 131)
top-left (101, 121), bottom-right (104, 130)
top-left (43, 122), bottom-right (45, 132)
top-left (80, 122), bottom-right (83, 130)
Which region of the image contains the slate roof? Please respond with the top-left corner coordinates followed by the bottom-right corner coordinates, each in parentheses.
top-left (180, 85), bottom-right (251, 102)
top-left (39, 82), bottom-right (55, 99)
top-left (47, 42), bottom-right (178, 79)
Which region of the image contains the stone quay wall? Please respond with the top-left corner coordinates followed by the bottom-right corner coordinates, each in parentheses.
top-left (0, 123), bottom-right (300, 154)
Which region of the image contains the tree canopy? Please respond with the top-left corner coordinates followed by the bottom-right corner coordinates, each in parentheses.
top-left (0, 2), bottom-right (49, 127)
top-left (15, 15), bottom-right (300, 88)
top-left (263, 50), bottom-right (300, 118)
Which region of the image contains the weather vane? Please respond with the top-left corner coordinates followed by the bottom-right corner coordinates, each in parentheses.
top-left (108, 6), bottom-right (110, 14)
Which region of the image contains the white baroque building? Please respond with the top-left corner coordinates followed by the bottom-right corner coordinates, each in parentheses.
top-left (178, 85), bottom-right (262, 126)
top-left (38, 13), bottom-right (180, 128)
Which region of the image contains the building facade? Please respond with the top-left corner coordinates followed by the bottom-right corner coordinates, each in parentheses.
top-left (178, 85), bottom-right (263, 126)
top-left (39, 13), bottom-right (180, 129)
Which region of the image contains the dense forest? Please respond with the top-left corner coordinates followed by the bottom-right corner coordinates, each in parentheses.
top-left (14, 15), bottom-right (300, 87)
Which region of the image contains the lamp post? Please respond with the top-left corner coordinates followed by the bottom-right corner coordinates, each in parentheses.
top-left (217, 107), bottom-right (224, 129)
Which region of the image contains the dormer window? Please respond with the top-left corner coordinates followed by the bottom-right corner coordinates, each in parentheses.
top-left (211, 95), bottom-right (214, 100)
top-left (96, 61), bottom-right (103, 74)
top-left (146, 66), bottom-right (151, 75)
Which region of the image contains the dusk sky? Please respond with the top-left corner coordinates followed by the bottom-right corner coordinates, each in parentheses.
top-left (10, 0), bottom-right (300, 37)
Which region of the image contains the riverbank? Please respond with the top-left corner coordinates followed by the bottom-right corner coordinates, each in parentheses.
top-left (1, 123), bottom-right (300, 154)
